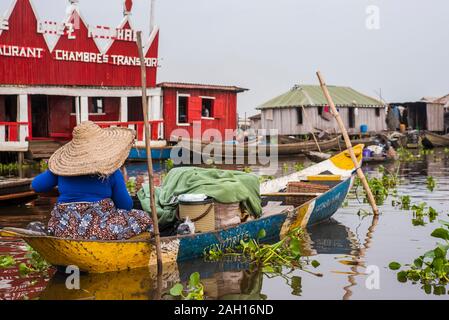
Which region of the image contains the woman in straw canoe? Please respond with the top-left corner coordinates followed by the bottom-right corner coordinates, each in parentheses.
top-left (31, 121), bottom-right (153, 240)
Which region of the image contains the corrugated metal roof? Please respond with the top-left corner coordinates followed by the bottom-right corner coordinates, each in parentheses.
top-left (257, 84), bottom-right (384, 109)
top-left (420, 96), bottom-right (439, 103)
top-left (434, 94), bottom-right (449, 105)
top-left (248, 113), bottom-right (261, 120)
top-left (157, 82), bottom-right (249, 93)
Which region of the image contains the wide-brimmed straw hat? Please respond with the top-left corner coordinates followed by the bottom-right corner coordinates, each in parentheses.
top-left (48, 121), bottom-right (135, 177)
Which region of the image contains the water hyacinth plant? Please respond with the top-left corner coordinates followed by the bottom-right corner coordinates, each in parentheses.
top-left (0, 255), bottom-right (16, 268)
top-left (294, 162), bottom-right (305, 172)
top-left (18, 246), bottom-right (51, 277)
top-left (169, 272), bottom-right (204, 300)
top-left (205, 228), bottom-right (321, 276)
top-left (411, 203), bottom-right (439, 226)
top-left (426, 176), bottom-right (436, 192)
top-left (389, 220), bottom-right (449, 294)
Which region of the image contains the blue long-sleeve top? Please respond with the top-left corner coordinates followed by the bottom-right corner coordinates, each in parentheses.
top-left (31, 169), bottom-right (133, 211)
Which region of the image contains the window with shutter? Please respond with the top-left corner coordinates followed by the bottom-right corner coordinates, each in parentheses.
top-left (213, 99), bottom-right (225, 119)
top-left (177, 95), bottom-right (189, 124)
top-left (188, 97), bottom-right (202, 123)
top-left (201, 98), bottom-right (214, 118)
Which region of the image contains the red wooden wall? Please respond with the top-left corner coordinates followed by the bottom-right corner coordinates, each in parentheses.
top-left (0, 0), bottom-right (158, 88)
top-left (162, 88), bottom-right (238, 141)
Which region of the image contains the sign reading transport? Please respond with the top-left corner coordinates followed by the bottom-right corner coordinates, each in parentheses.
top-left (53, 49), bottom-right (159, 67)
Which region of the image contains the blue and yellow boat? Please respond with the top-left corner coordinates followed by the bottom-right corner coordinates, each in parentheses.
top-left (0, 145), bottom-right (364, 273)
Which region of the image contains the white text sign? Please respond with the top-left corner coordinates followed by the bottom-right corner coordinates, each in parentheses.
top-left (0, 17), bottom-right (9, 31)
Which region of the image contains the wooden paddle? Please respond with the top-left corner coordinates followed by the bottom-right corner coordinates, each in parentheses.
top-left (316, 71), bottom-right (379, 216)
top-left (136, 31), bottom-right (163, 273)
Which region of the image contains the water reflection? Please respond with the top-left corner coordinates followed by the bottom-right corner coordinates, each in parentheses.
top-left (36, 218), bottom-right (356, 300)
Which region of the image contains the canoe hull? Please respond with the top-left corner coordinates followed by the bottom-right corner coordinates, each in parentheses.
top-left (128, 147), bottom-right (173, 161)
top-left (422, 132), bottom-right (449, 148)
top-left (178, 136), bottom-right (341, 160)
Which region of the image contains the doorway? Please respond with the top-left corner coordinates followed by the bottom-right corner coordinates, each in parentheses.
top-left (4, 95), bottom-right (18, 122)
top-left (348, 108), bottom-right (355, 129)
top-left (31, 95), bottom-right (49, 138)
top-left (128, 97), bottom-right (143, 121)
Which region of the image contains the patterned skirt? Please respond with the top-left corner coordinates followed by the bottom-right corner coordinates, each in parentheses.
top-left (47, 199), bottom-right (153, 240)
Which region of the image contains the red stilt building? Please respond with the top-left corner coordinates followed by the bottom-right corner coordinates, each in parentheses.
top-left (0, 0), bottom-right (248, 158)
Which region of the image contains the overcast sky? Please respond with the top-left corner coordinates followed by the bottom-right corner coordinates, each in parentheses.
top-left (1, 0), bottom-right (448, 116)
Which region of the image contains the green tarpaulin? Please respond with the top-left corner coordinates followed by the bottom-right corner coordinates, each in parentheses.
top-left (137, 167), bottom-right (262, 228)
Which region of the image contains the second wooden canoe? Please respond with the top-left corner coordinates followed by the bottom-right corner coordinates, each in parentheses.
top-left (422, 132), bottom-right (449, 148)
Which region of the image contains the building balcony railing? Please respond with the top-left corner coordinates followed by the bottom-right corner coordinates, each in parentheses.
top-left (94, 121), bottom-right (164, 144)
top-left (0, 122), bottom-right (29, 152)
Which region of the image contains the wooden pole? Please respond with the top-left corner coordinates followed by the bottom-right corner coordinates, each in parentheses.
top-left (316, 71), bottom-right (379, 216)
top-left (300, 105), bottom-right (322, 152)
top-left (136, 31), bottom-right (163, 273)
top-left (149, 0), bottom-right (156, 35)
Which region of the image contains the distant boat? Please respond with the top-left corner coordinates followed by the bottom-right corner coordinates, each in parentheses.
top-left (128, 141), bottom-right (173, 161)
top-left (422, 132), bottom-right (449, 148)
top-left (362, 155), bottom-right (394, 164)
top-left (177, 136), bottom-right (342, 160)
top-left (0, 178), bottom-right (36, 206)
top-left (0, 145), bottom-right (365, 273)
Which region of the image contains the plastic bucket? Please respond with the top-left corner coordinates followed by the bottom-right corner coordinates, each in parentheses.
top-left (363, 149), bottom-right (372, 158)
top-left (360, 125), bottom-right (368, 133)
top-left (179, 197), bottom-right (215, 233)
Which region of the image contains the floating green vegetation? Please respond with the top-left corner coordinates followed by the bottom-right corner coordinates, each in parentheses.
top-left (259, 175), bottom-right (275, 184)
top-left (39, 160), bottom-right (48, 171)
top-left (18, 246), bottom-right (51, 277)
top-left (169, 272), bottom-right (204, 300)
top-left (294, 162), bottom-right (305, 172)
top-left (444, 148), bottom-right (449, 154)
top-left (243, 166), bottom-right (253, 174)
top-left (400, 195), bottom-right (411, 210)
top-left (411, 202), bottom-right (439, 226)
top-left (0, 247), bottom-right (50, 277)
top-left (126, 177), bottom-right (137, 195)
top-left (426, 176), bottom-right (437, 192)
top-left (0, 255), bottom-right (16, 268)
top-left (205, 228), bottom-right (322, 276)
top-left (389, 220), bottom-right (449, 294)
top-left (165, 159), bottom-right (174, 172)
top-left (367, 177), bottom-right (390, 205)
top-left (419, 149), bottom-right (434, 156)
top-left (0, 160), bottom-right (48, 175)
top-left (397, 148), bottom-right (417, 162)
top-left (355, 168), bottom-right (399, 206)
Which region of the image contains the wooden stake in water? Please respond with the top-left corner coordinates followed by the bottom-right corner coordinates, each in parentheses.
top-left (316, 71), bottom-right (379, 216)
top-left (136, 31), bottom-right (163, 273)
top-left (300, 105), bottom-right (322, 152)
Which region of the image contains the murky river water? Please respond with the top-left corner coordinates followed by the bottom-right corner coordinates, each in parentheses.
top-left (1, 150), bottom-right (449, 300)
